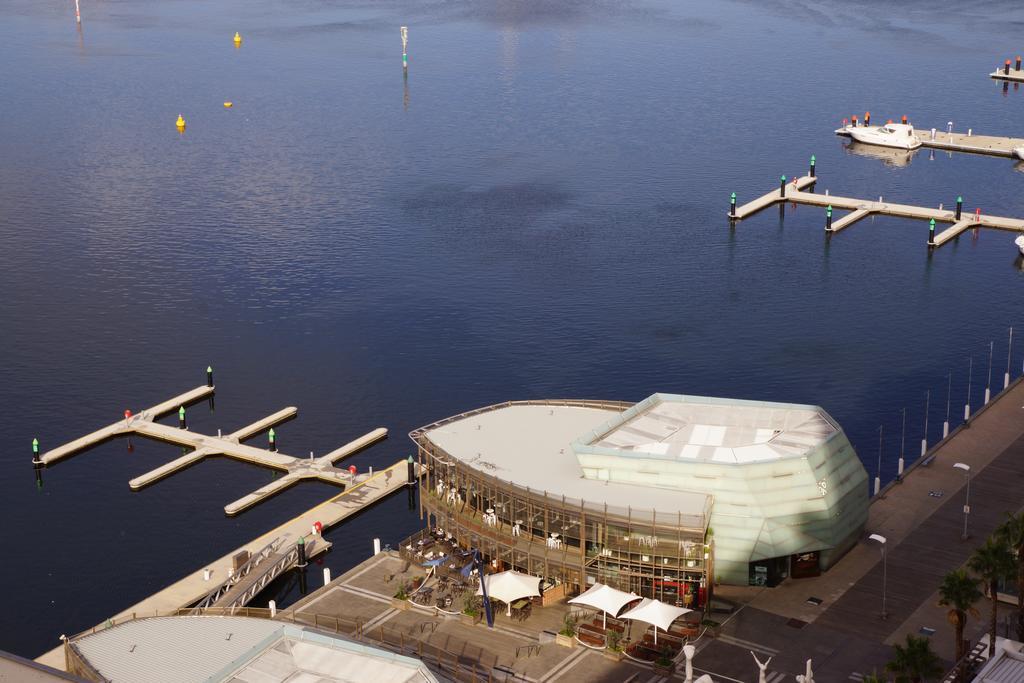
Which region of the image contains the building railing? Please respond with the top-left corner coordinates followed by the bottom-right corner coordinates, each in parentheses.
top-left (419, 446), bottom-right (710, 533)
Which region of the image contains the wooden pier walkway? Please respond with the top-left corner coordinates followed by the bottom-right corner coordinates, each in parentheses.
top-left (35, 458), bottom-right (419, 670)
top-left (37, 385), bottom-right (388, 515)
top-left (836, 125), bottom-right (1024, 158)
top-left (731, 174), bottom-right (1024, 246)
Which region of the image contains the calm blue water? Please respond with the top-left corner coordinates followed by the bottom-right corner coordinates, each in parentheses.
top-left (2, 0), bottom-right (1023, 658)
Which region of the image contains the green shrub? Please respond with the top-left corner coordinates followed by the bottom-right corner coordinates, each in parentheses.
top-left (559, 614), bottom-right (577, 637)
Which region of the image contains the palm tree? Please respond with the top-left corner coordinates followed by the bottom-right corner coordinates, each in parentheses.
top-left (938, 568), bottom-right (982, 678)
top-left (884, 634), bottom-right (943, 682)
top-left (968, 536), bottom-right (1015, 657)
top-left (995, 511), bottom-right (1024, 640)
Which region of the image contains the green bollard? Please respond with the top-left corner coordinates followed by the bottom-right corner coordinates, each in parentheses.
top-left (826, 205), bottom-right (833, 231)
top-left (32, 438), bottom-right (40, 465)
top-left (206, 365), bottom-right (213, 387)
top-left (269, 427), bottom-right (277, 452)
top-left (179, 405), bottom-right (186, 429)
top-left (809, 155), bottom-right (816, 178)
top-left (780, 175), bottom-right (787, 198)
top-left (730, 192), bottom-right (737, 217)
top-left (928, 218), bottom-right (936, 246)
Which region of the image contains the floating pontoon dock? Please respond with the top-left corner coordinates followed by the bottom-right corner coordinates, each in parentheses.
top-left (730, 174), bottom-right (1024, 247)
top-left (991, 57), bottom-right (1024, 83)
top-left (33, 376), bottom-right (423, 670)
top-left (37, 384), bottom-right (388, 515)
top-left (836, 125), bottom-right (1024, 159)
top-left (34, 458), bottom-right (419, 671)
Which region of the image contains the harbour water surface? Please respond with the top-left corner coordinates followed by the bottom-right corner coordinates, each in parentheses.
top-left (2, 0), bottom-right (1023, 658)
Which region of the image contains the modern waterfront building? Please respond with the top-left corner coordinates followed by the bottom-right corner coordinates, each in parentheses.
top-left (412, 393), bottom-right (869, 597)
top-left (64, 615), bottom-right (439, 683)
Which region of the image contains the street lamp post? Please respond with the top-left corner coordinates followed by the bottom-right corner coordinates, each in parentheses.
top-left (965, 357), bottom-right (973, 422)
top-left (953, 463), bottom-right (971, 540)
top-left (985, 341), bottom-right (994, 405)
top-left (1006, 327), bottom-right (1014, 390)
top-left (898, 407), bottom-right (906, 480)
top-left (944, 372), bottom-right (952, 439)
top-left (921, 390), bottom-right (930, 457)
top-left (869, 534), bottom-right (887, 620)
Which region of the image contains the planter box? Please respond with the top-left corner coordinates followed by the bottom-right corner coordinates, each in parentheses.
top-left (555, 634), bottom-right (576, 649)
top-left (602, 649), bottom-right (624, 662)
top-left (460, 613), bottom-right (478, 626)
top-left (391, 598), bottom-right (411, 611)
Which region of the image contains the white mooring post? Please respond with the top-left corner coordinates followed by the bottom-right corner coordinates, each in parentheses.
top-left (323, 568), bottom-right (331, 585)
top-left (269, 600), bottom-right (277, 617)
top-left (373, 538), bottom-right (381, 556)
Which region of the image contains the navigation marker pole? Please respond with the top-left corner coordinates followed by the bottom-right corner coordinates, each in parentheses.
top-left (75, 0), bottom-right (81, 24)
top-left (401, 26), bottom-right (408, 70)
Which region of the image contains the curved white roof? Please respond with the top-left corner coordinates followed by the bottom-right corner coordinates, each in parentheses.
top-left (421, 402), bottom-right (712, 527)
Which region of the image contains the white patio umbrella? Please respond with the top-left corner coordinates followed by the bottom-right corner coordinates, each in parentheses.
top-left (619, 597), bottom-right (692, 645)
top-left (475, 570), bottom-right (541, 616)
top-left (568, 583), bottom-right (640, 628)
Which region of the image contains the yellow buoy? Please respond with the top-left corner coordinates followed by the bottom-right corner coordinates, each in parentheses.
top-left (223, 102), bottom-right (233, 108)
top-left (175, 114), bottom-right (186, 130)
top-left (233, 32), bottom-right (242, 46)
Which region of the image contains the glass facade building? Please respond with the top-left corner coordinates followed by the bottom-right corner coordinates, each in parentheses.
top-left (412, 400), bottom-right (713, 608)
top-left (411, 393), bottom-right (868, 597)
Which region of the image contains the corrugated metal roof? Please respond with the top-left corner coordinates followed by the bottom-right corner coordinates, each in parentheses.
top-left (72, 616), bottom-right (282, 683)
top-left (977, 648), bottom-right (1024, 682)
top-left (70, 616), bottom-right (437, 683)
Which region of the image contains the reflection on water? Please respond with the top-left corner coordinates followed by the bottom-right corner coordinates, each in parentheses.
top-left (3, 0), bottom-right (1024, 660)
top-left (843, 140), bottom-right (918, 168)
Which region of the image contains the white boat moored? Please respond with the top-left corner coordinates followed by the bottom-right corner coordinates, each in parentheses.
top-left (1015, 234), bottom-right (1024, 256)
top-left (1013, 146), bottom-right (1024, 161)
top-left (846, 122), bottom-right (923, 150)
